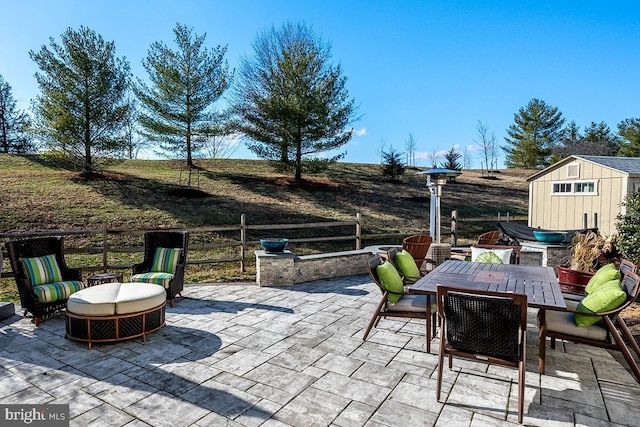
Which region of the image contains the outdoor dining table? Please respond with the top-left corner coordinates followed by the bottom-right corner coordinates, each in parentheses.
top-left (409, 259), bottom-right (567, 373)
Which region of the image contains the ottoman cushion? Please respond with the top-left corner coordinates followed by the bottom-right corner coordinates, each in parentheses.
top-left (116, 283), bottom-right (166, 314)
top-left (67, 283), bottom-right (166, 317)
top-left (67, 282), bottom-right (120, 316)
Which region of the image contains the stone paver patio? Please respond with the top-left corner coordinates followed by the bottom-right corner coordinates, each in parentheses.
top-left (1, 274), bottom-right (640, 426)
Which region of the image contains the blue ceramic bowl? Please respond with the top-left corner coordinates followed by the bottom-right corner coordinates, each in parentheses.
top-left (532, 231), bottom-right (565, 243)
top-left (260, 238), bottom-right (289, 252)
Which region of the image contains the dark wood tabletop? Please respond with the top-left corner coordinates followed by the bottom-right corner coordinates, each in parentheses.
top-left (409, 259), bottom-right (566, 311)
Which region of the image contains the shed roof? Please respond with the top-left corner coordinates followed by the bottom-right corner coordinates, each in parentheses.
top-left (526, 155), bottom-right (640, 181)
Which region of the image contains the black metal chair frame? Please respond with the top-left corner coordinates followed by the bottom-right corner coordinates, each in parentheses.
top-left (5, 236), bottom-right (83, 326)
top-left (132, 231), bottom-right (189, 307)
top-left (436, 285), bottom-right (528, 423)
top-left (363, 255), bottom-right (437, 352)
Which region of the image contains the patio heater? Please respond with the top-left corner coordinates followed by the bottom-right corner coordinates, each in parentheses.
top-left (418, 168), bottom-right (461, 244)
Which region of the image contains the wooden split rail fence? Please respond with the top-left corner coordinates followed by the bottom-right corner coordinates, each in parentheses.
top-left (0, 212), bottom-right (525, 278)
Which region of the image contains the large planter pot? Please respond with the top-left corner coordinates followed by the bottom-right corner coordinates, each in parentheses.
top-left (556, 265), bottom-right (595, 295)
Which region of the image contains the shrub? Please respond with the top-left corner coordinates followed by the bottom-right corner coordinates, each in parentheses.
top-left (616, 191), bottom-right (640, 264)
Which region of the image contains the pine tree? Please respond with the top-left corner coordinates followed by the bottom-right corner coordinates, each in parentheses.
top-left (441, 147), bottom-right (462, 170)
top-left (30, 26), bottom-right (131, 174)
top-left (502, 98), bottom-right (565, 168)
top-left (135, 23), bottom-right (231, 170)
top-left (618, 118), bottom-right (640, 157)
top-left (380, 147), bottom-right (406, 181)
top-left (233, 22), bottom-right (356, 182)
top-left (0, 75), bottom-right (32, 153)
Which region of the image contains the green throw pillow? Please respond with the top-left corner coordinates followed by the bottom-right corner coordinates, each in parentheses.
top-left (20, 254), bottom-right (63, 287)
top-left (585, 263), bottom-right (621, 295)
top-left (151, 247), bottom-right (182, 274)
top-left (395, 250), bottom-right (421, 284)
top-left (575, 279), bottom-right (626, 327)
top-left (376, 260), bottom-right (405, 304)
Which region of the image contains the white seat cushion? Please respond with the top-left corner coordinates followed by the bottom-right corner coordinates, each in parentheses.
top-left (115, 283), bottom-right (166, 314)
top-left (67, 282), bottom-right (120, 316)
top-left (66, 282), bottom-right (166, 316)
top-left (388, 294), bottom-right (436, 313)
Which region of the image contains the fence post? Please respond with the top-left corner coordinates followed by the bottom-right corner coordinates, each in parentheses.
top-left (498, 212), bottom-right (501, 222)
top-left (102, 223), bottom-right (108, 272)
top-left (355, 212), bottom-right (362, 250)
top-left (240, 214), bottom-right (246, 273)
top-left (450, 210), bottom-right (458, 247)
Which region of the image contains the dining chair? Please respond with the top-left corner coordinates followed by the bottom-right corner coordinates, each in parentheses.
top-left (541, 271), bottom-right (640, 383)
top-left (619, 259), bottom-right (637, 276)
top-left (436, 285), bottom-right (528, 423)
top-left (401, 234), bottom-right (433, 270)
top-left (363, 255), bottom-right (437, 352)
top-left (477, 230), bottom-right (501, 245)
top-left (387, 247), bottom-right (433, 283)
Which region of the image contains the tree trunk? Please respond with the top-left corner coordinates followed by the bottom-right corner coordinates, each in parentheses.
top-left (295, 136), bottom-right (302, 183)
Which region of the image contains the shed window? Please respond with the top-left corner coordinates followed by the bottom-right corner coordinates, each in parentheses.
top-left (575, 182), bottom-right (595, 193)
top-left (552, 182), bottom-right (572, 193)
top-left (551, 180), bottom-right (598, 195)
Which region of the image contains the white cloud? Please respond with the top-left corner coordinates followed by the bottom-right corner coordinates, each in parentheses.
top-left (352, 127), bottom-right (367, 137)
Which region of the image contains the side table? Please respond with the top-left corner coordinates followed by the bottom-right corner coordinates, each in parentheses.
top-left (86, 272), bottom-right (124, 287)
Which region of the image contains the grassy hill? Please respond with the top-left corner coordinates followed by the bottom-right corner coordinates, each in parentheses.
top-left (0, 154), bottom-right (532, 298)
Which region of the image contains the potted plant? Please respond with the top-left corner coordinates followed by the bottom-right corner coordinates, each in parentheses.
top-left (557, 231), bottom-right (620, 295)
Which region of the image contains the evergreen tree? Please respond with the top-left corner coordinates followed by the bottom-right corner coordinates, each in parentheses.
top-left (30, 26), bottom-right (131, 174)
top-left (581, 121), bottom-right (620, 156)
top-left (502, 98), bottom-right (565, 168)
top-left (380, 147), bottom-right (406, 181)
top-left (618, 118), bottom-right (640, 157)
top-left (0, 75), bottom-right (32, 153)
top-left (441, 146), bottom-right (462, 170)
top-left (136, 23), bottom-right (231, 170)
top-left (553, 121), bottom-right (582, 159)
top-left (233, 21), bottom-right (356, 182)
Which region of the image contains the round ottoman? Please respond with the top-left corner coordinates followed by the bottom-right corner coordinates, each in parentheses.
top-left (65, 282), bottom-right (166, 348)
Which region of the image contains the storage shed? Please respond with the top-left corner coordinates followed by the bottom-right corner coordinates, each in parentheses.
top-left (526, 155), bottom-right (640, 237)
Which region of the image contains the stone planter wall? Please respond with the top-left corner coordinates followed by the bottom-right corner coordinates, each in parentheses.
top-left (255, 249), bottom-right (371, 287)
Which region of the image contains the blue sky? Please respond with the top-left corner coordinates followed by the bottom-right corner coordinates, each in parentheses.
top-left (1, 1), bottom-right (639, 167)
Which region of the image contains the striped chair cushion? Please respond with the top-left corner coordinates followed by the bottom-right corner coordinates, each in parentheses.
top-left (130, 272), bottom-right (174, 289)
top-left (33, 280), bottom-right (85, 303)
top-left (151, 248), bottom-right (182, 274)
top-left (20, 254), bottom-right (63, 287)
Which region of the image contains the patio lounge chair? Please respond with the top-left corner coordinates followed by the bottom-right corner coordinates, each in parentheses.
top-left (5, 236), bottom-right (84, 326)
top-left (436, 285), bottom-right (528, 423)
top-left (540, 271), bottom-right (640, 383)
top-left (130, 231), bottom-right (188, 307)
top-left (363, 255), bottom-right (437, 352)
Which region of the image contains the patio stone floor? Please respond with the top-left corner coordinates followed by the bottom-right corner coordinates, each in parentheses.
top-left (1, 274), bottom-right (640, 426)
